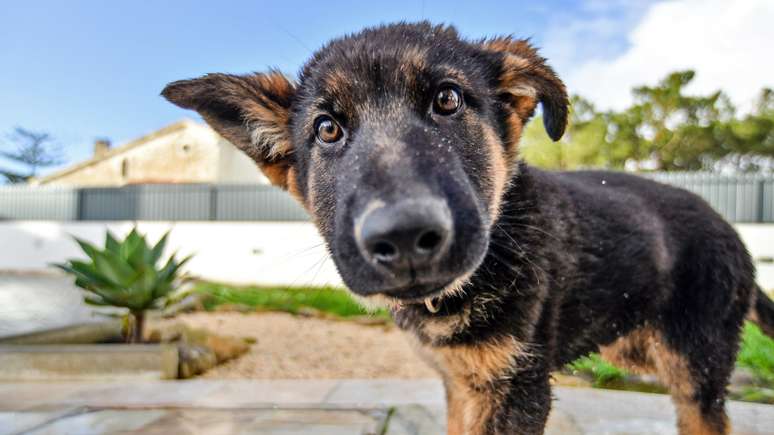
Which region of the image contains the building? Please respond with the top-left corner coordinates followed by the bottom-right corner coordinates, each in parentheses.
top-left (33, 119), bottom-right (267, 186)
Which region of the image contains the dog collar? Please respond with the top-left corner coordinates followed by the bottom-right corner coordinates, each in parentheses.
top-left (424, 296), bottom-right (441, 313)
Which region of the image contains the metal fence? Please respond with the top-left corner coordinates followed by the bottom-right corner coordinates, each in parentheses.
top-left (644, 173), bottom-right (774, 223)
top-left (0, 184), bottom-right (309, 221)
top-left (0, 173), bottom-right (773, 222)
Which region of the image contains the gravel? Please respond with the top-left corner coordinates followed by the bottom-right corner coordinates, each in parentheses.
top-left (167, 312), bottom-right (439, 379)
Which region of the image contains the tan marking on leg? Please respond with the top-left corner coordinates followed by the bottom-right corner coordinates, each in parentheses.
top-left (672, 402), bottom-right (728, 435)
top-left (599, 328), bottom-right (656, 375)
top-left (445, 381), bottom-right (466, 435)
top-left (601, 328), bottom-right (728, 435)
top-left (650, 336), bottom-right (728, 435)
top-left (420, 336), bottom-right (528, 435)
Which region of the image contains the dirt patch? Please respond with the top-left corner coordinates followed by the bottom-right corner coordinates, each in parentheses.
top-left (164, 312), bottom-right (439, 379)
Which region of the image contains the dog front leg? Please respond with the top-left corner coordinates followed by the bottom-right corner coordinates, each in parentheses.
top-left (488, 364), bottom-right (553, 435)
top-left (443, 364), bottom-right (551, 435)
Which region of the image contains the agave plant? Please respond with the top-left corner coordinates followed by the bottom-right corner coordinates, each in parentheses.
top-left (54, 228), bottom-right (191, 343)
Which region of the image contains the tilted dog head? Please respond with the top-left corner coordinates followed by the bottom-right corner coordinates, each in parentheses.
top-left (163, 22), bottom-right (568, 307)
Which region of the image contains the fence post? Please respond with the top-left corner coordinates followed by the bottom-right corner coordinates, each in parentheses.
top-left (757, 179), bottom-right (766, 223)
top-left (76, 188), bottom-right (85, 221)
top-left (209, 185), bottom-right (218, 221)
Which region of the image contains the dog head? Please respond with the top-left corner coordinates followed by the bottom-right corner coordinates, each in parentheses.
top-left (162, 22), bottom-right (568, 307)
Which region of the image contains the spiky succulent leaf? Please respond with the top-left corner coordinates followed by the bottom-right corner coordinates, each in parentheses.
top-left (55, 227), bottom-right (191, 314)
top-left (105, 231), bottom-right (121, 255)
top-left (93, 250), bottom-right (137, 285)
top-left (149, 232), bottom-right (169, 265)
top-left (120, 229), bottom-right (144, 262)
top-left (73, 237), bottom-right (101, 262)
top-left (83, 295), bottom-right (111, 306)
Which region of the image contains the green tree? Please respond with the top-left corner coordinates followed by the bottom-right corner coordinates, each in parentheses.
top-left (716, 88), bottom-right (774, 172)
top-left (521, 96), bottom-right (609, 169)
top-left (1, 127), bottom-right (64, 182)
top-left (522, 71), bottom-right (774, 173)
top-left (617, 71), bottom-right (735, 170)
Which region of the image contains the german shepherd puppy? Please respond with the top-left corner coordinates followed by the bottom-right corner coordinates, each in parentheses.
top-left (163, 22), bottom-right (774, 435)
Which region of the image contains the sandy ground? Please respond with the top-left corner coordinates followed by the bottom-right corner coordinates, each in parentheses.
top-left (168, 312), bottom-right (439, 379)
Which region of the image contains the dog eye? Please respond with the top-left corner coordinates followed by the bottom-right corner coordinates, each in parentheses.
top-left (433, 85), bottom-right (463, 116)
top-left (314, 116), bottom-right (343, 144)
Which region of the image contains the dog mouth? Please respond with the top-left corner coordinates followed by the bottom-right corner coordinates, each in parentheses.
top-left (380, 279), bottom-right (454, 304)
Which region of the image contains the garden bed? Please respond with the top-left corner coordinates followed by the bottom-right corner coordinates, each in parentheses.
top-left (0, 316), bottom-right (252, 380)
top-left (190, 281), bottom-right (774, 403)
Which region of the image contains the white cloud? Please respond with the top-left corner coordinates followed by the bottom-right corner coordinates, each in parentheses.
top-left (566, 0), bottom-right (774, 112)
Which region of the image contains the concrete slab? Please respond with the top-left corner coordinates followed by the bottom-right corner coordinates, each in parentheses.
top-left (25, 410), bottom-right (169, 435)
top-left (0, 408), bottom-right (81, 435)
top-left (324, 379), bottom-right (444, 407)
top-left (552, 387), bottom-right (774, 435)
top-left (18, 409), bottom-right (388, 435)
top-left (0, 344), bottom-right (178, 381)
top-left (1, 380), bottom-right (772, 434)
top-left (385, 404), bottom-right (445, 435)
top-left (0, 321), bottom-right (122, 345)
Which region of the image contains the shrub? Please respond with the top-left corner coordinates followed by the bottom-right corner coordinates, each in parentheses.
top-left (54, 228), bottom-right (191, 342)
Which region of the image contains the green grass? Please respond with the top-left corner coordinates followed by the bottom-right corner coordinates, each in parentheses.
top-left (192, 281), bottom-right (390, 320)
top-left (567, 353), bottom-right (627, 387)
top-left (192, 282), bottom-right (774, 402)
top-left (737, 322), bottom-right (774, 384)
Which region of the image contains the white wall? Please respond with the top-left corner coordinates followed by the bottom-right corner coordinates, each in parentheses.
top-left (735, 224), bottom-right (774, 293)
top-left (0, 221), bottom-right (341, 287)
top-left (216, 138), bottom-right (269, 184)
top-left (0, 221), bottom-right (772, 291)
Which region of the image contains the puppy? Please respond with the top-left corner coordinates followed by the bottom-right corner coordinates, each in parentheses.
top-left (163, 22), bottom-right (774, 435)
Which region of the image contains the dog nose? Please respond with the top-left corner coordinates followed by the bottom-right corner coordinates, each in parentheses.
top-left (357, 197), bottom-right (452, 271)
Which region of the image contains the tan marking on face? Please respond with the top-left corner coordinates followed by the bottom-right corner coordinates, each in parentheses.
top-left (259, 161), bottom-right (290, 189)
top-left (414, 273), bottom-right (474, 342)
top-left (213, 72), bottom-right (294, 187)
top-left (306, 150), bottom-right (334, 236)
top-left (323, 68), bottom-right (350, 94)
top-left (420, 303), bottom-right (472, 342)
top-left (481, 124), bottom-right (510, 221)
top-left (482, 38), bottom-right (535, 65)
top-left (500, 54), bottom-right (540, 124)
top-left (285, 166), bottom-right (304, 205)
top-left (398, 46), bottom-right (427, 81)
top-left (600, 328), bottom-right (729, 435)
top-left (242, 72), bottom-right (295, 159)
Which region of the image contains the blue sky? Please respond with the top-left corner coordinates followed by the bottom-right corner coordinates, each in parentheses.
top-left (4, 0), bottom-right (772, 175)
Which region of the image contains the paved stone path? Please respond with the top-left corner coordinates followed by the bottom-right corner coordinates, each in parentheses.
top-left (1, 379), bottom-right (772, 434)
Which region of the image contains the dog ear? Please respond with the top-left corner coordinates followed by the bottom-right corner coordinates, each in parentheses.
top-left (162, 71), bottom-right (296, 188)
top-left (482, 38), bottom-right (569, 141)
